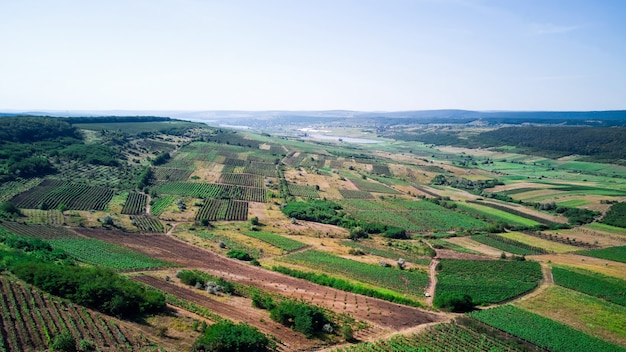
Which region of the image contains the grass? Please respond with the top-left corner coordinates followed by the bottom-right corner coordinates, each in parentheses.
top-left (280, 250), bottom-right (429, 297)
top-left (499, 232), bottom-right (580, 253)
top-left (556, 199), bottom-right (590, 207)
top-left (457, 202), bottom-right (540, 227)
top-left (577, 246), bottom-right (626, 263)
top-left (47, 238), bottom-right (174, 271)
top-left (586, 222), bottom-right (626, 236)
top-left (469, 304), bottom-right (624, 352)
top-left (514, 285), bottom-right (626, 349)
top-left (242, 231), bottom-right (307, 252)
top-left (552, 265), bottom-right (626, 306)
top-left (427, 239), bottom-right (481, 254)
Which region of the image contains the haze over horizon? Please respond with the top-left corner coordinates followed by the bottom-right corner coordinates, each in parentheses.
top-left (2, 0), bottom-right (625, 112)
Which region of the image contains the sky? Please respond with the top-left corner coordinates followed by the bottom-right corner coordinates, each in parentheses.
top-left (1, 0), bottom-right (625, 112)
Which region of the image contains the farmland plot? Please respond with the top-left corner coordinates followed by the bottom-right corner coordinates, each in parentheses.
top-left (157, 182), bottom-right (266, 202)
top-left (333, 321), bottom-right (524, 352)
top-left (0, 276), bottom-right (156, 352)
top-left (468, 305), bottom-right (624, 352)
top-left (338, 189), bottom-right (373, 199)
top-left (152, 167), bottom-right (192, 182)
top-left (195, 199), bottom-right (249, 221)
top-left (472, 234), bottom-right (549, 255)
top-left (436, 259), bottom-right (542, 305)
top-left (10, 179), bottom-right (114, 211)
top-left (287, 184), bottom-right (320, 198)
top-left (121, 192), bottom-right (147, 215)
top-left (150, 196), bottom-right (175, 217)
top-left (552, 266), bottom-right (626, 306)
top-left (47, 238), bottom-right (173, 270)
top-left (130, 215), bottom-right (165, 232)
top-left (243, 231), bottom-right (307, 252)
top-left (219, 173), bottom-right (264, 188)
top-left (20, 209), bottom-right (65, 226)
top-left (0, 178), bottom-right (42, 203)
top-left (281, 250), bottom-right (429, 296)
top-left (0, 222), bottom-right (79, 239)
top-left (76, 229), bottom-right (444, 330)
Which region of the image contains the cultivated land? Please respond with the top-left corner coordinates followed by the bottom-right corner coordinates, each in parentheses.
top-left (0, 114), bottom-right (625, 351)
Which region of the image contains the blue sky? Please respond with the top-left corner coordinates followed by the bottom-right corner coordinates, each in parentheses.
top-left (1, 0), bottom-right (625, 111)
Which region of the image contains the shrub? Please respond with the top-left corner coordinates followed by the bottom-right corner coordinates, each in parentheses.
top-left (51, 331), bottom-right (76, 352)
top-left (434, 293), bottom-right (475, 312)
top-left (227, 249), bottom-right (253, 261)
top-left (192, 321), bottom-right (273, 352)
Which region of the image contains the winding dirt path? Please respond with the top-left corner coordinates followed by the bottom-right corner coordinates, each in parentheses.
top-left (425, 259), bottom-right (439, 307)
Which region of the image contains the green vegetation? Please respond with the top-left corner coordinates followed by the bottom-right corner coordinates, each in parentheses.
top-left (157, 182), bottom-right (266, 202)
top-left (243, 231), bottom-right (306, 251)
top-left (436, 259), bottom-right (542, 305)
top-left (552, 266), bottom-right (626, 306)
top-left (577, 246), bottom-right (626, 263)
top-left (150, 196), bottom-right (175, 216)
top-left (468, 305), bottom-right (624, 352)
top-left (282, 199), bottom-right (408, 238)
top-left (226, 249), bottom-right (254, 261)
top-left (272, 266), bottom-right (421, 306)
top-left (602, 202), bottom-right (626, 228)
top-left (332, 321), bottom-right (526, 352)
top-left (252, 293), bottom-right (331, 338)
top-left (281, 250), bottom-right (428, 296)
top-left (192, 321), bottom-right (274, 352)
top-left (472, 234), bottom-right (548, 255)
top-left (342, 240), bottom-right (434, 263)
top-left (47, 238), bottom-right (173, 271)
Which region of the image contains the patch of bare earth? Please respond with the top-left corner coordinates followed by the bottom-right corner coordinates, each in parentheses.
top-left (76, 228), bottom-right (447, 334)
top-left (444, 237), bottom-right (504, 258)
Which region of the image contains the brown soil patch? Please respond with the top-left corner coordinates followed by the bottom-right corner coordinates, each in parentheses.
top-left (76, 228), bottom-right (447, 331)
top-left (133, 275), bottom-right (319, 351)
top-left (435, 249), bottom-right (495, 261)
top-left (544, 227), bottom-right (626, 247)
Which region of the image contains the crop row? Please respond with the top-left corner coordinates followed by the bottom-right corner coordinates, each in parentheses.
top-left (0, 222), bottom-right (79, 239)
top-left (150, 196), bottom-right (175, 217)
top-left (552, 266), bottom-right (626, 306)
top-left (130, 215), bottom-right (165, 233)
top-left (467, 200), bottom-right (558, 227)
top-left (350, 177), bottom-right (399, 194)
top-left (157, 182), bottom-right (266, 202)
top-left (288, 184), bottom-right (320, 198)
top-left (195, 199), bottom-right (249, 221)
top-left (281, 250), bottom-right (428, 296)
top-left (338, 189), bottom-right (373, 199)
top-left (10, 179), bottom-right (114, 211)
top-left (468, 305), bottom-right (622, 352)
top-left (371, 164), bottom-right (392, 177)
top-left (0, 276), bottom-right (151, 352)
top-left (333, 321), bottom-right (522, 352)
top-left (472, 234), bottom-right (549, 255)
top-left (20, 209), bottom-right (65, 226)
top-left (0, 178), bottom-right (42, 203)
top-left (576, 245), bottom-right (626, 263)
top-left (152, 167), bottom-right (192, 182)
top-left (219, 173), bottom-right (264, 188)
top-left (47, 238), bottom-right (172, 271)
top-left (436, 259), bottom-right (542, 305)
top-left (243, 231), bottom-right (307, 252)
top-left (121, 192), bottom-right (147, 215)
top-left (341, 200), bottom-right (488, 232)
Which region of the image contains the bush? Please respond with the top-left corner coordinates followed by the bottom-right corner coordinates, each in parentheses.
top-left (177, 270), bottom-right (205, 287)
top-left (227, 249), bottom-right (253, 261)
top-left (269, 300), bottom-right (330, 338)
top-left (192, 321), bottom-right (273, 352)
top-left (434, 293), bottom-right (475, 313)
top-left (51, 331), bottom-right (76, 352)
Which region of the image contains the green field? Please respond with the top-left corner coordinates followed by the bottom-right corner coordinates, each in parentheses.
top-left (281, 250), bottom-right (429, 296)
top-left (340, 199), bottom-right (488, 232)
top-left (577, 246), bottom-right (626, 263)
top-left (436, 259), bottom-right (542, 305)
top-left (552, 266), bottom-right (626, 306)
top-left (243, 231), bottom-right (307, 252)
top-left (469, 305), bottom-right (624, 352)
top-left (514, 286), bottom-right (626, 350)
top-left (457, 202), bottom-right (540, 227)
top-left (47, 238), bottom-right (174, 271)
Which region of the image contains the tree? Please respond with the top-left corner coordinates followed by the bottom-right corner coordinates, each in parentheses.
top-left (250, 216), bottom-right (259, 226)
top-left (348, 227), bottom-right (368, 241)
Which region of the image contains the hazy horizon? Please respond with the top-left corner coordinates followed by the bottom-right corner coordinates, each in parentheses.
top-left (2, 0), bottom-right (625, 111)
